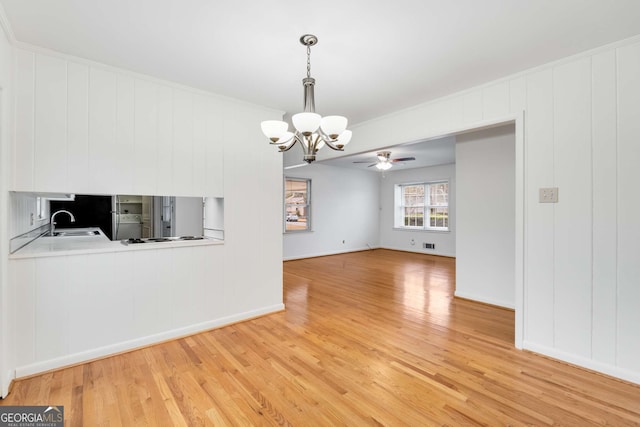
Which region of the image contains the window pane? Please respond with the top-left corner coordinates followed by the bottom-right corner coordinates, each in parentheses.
top-left (285, 178), bottom-right (311, 232)
top-left (429, 207), bottom-right (448, 228)
top-left (285, 179), bottom-right (308, 205)
top-left (403, 185), bottom-right (424, 207)
top-left (429, 183), bottom-right (448, 206)
top-left (404, 207), bottom-right (424, 227)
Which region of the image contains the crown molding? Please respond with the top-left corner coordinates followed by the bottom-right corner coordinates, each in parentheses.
top-left (0, 2), bottom-right (15, 44)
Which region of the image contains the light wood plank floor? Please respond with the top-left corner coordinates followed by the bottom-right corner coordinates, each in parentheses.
top-left (2, 249), bottom-right (640, 425)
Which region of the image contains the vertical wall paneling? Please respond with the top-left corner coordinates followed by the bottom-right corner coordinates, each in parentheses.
top-left (88, 68), bottom-right (117, 193)
top-left (110, 252), bottom-right (135, 343)
top-left (115, 74), bottom-right (134, 193)
top-left (131, 249), bottom-right (160, 337)
top-left (66, 63), bottom-right (89, 193)
top-left (616, 41), bottom-right (640, 372)
top-left (133, 78), bottom-right (158, 194)
top-left (172, 89), bottom-right (194, 194)
top-left (66, 254), bottom-right (92, 354)
top-left (482, 82), bottom-right (509, 119)
top-left (34, 55), bottom-right (67, 191)
top-left (12, 260), bottom-right (35, 366)
top-left (156, 86), bottom-right (174, 194)
top-left (154, 248), bottom-right (175, 331)
top-left (192, 94), bottom-right (208, 196)
top-left (509, 77), bottom-right (526, 113)
top-left (34, 257), bottom-right (68, 361)
top-left (13, 50), bottom-right (35, 190)
top-left (205, 98), bottom-right (223, 197)
top-left (552, 57), bottom-right (593, 357)
top-left (462, 90), bottom-right (483, 123)
top-left (591, 50), bottom-right (617, 364)
top-left (524, 69), bottom-right (555, 346)
top-left (170, 248), bottom-right (195, 327)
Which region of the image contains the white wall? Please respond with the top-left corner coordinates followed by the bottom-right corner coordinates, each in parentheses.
top-left (0, 9), bottom-right (13, 397)
top-left (283, 163), bottom-right (380, 260)
top-left (379, 163), bottom-right (455, 257)
top-left (455, 125), bottom-right (515, 308)
top-left (311, 35), bottom-right (640, 384)
top-left (2, 41), bottom-right (284, 386)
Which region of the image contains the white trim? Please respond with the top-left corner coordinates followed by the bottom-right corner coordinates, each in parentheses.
top-left (454, 291), bottom-right (515, 310)
top-left (0, 3), bottom-right (15, 44)
top-left (380, 245), bottom-right (455, 258)
top-left (14, 304), bottom-right (285, 378)
top-left (283, 246), bottom-right (378, 261)
top-left (523, 341), bottom-right (640, 386)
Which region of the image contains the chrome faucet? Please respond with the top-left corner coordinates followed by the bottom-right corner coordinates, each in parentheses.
top-left (50, 210), bottom-right (76, 236)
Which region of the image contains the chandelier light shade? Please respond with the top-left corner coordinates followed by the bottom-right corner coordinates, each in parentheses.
top-left (292, 112), bottom-right (322, 135)
top-left (261, 34), bottom-right (350, 163)
top-left (261, 120), bottom-right (289, 142)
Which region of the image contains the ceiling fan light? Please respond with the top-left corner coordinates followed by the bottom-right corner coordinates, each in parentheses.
top-left (376, 162), bottom-right (393, 171)
top-left (261, 120), bottom-right (288, 142)
top-left (320, 115), bottom-right (348, 139)
top-left (292, 112), bottom-right (321, 136)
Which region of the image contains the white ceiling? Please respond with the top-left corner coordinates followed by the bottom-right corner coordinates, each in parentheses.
top-left (2, 0), bottom-right (640, 126)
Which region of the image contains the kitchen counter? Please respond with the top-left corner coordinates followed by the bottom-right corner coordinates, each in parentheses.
top-left (10, 227), bottom-right (223, 259)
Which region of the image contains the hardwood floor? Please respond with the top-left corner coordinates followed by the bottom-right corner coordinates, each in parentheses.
top-left (2, 249), bottom-right (640, 425)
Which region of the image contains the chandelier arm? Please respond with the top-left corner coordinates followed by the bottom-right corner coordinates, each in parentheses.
top-left (320, 138), bottom-right (345, 151)
top-left (277, 134), bottom-right (305, 152)
top-left (315, 130), bottom-right (344, 151)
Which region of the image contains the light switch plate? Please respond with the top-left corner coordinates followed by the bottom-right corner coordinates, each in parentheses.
top-left (539, 187), bottom-right (559, 203)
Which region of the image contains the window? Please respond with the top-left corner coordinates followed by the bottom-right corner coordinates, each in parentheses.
top-left (284, 178), bottom-right (311, 232)
top-left (35, 197), bottom-right (46, 220)
top-left (394, 181), bottom-right (449, 231)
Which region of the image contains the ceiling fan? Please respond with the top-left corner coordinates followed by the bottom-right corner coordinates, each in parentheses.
top-left (353, 151), bottom-right (416, 170)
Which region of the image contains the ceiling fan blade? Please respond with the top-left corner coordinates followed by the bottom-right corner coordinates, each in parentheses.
top-left (391, 157), bottom-right (416, 162)
top-left (367, 163), bottom-right (377, 167)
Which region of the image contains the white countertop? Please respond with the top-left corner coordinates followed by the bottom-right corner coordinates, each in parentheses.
top-left (10, 227), bottom-right (224, 259)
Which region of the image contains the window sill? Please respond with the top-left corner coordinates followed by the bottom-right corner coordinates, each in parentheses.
top-left (284, 230), bottom-right (314, 235)
top-left (392, 227), bottom-right (450, 233)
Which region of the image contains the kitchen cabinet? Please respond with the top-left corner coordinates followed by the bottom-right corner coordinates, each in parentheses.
top-left (12, 48), bottom-right (225, 197)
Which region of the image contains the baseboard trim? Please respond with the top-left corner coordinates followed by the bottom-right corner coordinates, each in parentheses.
top-left (14, 303), bottom-right (285, 379)
top-left (522, 341), bottom-right (640, 386)
top-left (283, 246), bottom-right (378, 261)
top-left (380, 246), bottom-right (455, 258)
top-left (454, 291), bottom-right (515, 310)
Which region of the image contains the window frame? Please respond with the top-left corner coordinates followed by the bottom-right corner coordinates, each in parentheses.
top-left (394, 180), bottom-right (450, 232)
top-left (284, 177), bottom-right (312, 233)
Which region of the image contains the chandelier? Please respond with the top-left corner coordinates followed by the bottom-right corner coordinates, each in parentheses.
top-left (261, 34), bottom-right (352, 163)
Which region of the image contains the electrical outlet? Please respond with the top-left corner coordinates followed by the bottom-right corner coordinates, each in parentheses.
top-left (423, 243), bottom-right (435, 249)
top-left (539, 187), bottom-right (559, 203)
top-left (30, 212), bottom-right (34, 226)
